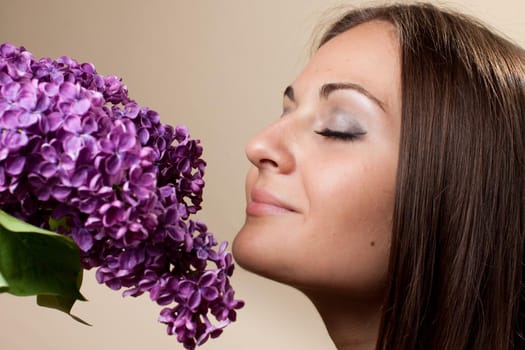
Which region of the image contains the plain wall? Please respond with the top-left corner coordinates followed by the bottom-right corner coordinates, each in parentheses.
top-left (0, 1), bottom-right (524, 349)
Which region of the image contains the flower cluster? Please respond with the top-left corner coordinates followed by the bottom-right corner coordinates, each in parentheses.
top-left (0, 43), bottom-right (243, 349)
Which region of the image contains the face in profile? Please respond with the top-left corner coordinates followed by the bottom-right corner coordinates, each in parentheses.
top-left (233, 20), bottom-right (401, 300)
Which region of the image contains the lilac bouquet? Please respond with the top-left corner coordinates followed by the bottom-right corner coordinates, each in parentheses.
top-left (0, 43), bottom-right (243, 349)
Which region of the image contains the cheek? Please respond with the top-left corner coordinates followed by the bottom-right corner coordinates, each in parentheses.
top-left (300, 156), bottom-right (395, 294)
top-left (309, 155), bottom-right (395, 229)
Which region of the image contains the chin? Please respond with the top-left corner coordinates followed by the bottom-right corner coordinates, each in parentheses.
top-left (232, 230), bottom-right (310, 292)
top-left (232, 228), bottom-right (269, 275)
top-left (233, 227), bottom-right (290, 282)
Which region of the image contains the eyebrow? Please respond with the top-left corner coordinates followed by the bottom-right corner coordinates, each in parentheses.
top-left (320, 82), bottom-right (386, 111)
top-left (283, 83), bottom-right (386, 112)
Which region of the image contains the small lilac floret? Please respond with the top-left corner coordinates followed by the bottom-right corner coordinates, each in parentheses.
top-left (0, 42), bottom-right (243, 350)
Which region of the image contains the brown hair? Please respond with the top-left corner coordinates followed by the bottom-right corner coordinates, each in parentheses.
top-left (320, 3), bottom-right (525, 349)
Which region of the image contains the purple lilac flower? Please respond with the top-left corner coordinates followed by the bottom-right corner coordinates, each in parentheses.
top-left (0, 43), bottom-right (243, 349)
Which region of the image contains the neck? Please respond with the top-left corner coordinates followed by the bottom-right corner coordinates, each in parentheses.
top-left (304, 289), bottom-right (381, 350)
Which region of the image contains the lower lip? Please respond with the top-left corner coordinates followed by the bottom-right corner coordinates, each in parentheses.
top-left (246, 202), bottom-right (293, 216)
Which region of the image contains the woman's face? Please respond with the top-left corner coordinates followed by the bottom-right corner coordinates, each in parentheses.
top-left (233, 20), bottom-right (401, 299)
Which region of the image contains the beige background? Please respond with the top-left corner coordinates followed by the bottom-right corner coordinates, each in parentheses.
top-left (0, 1), bottom-right (524, 349)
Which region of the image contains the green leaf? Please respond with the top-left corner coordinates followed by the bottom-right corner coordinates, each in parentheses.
top-left (37, 268), bottom-right (90, 325)
top-left (0, 209), bottom-right (88, 323)
top-left (0, 209), bottom-right (55, 235)
top-left (48, 216), bottom-right (70, 232)
top-left (0, 270), bottom-right (8, 293)
top-left (37, 294), bottom-right (91, 326)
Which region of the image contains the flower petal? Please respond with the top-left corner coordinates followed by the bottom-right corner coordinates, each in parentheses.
top-left (5, 156), bottom-right (25, 175)
top-left (105, 154), bottom-right (122, 175)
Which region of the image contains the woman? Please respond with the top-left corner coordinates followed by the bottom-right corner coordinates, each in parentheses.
top-left (233, 2), bottom-right (525, 350)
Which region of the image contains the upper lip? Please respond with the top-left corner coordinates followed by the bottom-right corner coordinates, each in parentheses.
top-left (250, 188), bottom-right (297, 212)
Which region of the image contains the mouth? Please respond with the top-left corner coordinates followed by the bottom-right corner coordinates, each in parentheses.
top-left (246, 188), bottom-right (297, 216)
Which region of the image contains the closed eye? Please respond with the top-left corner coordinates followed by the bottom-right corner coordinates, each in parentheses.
top-left (314, 128), bottom-right (366, 141)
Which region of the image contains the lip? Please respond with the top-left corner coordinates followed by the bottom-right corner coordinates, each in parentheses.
top-left (246, 188), bottom-right (297, 216)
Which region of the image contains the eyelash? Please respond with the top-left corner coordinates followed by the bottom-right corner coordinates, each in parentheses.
top-left (314, 128), bottom-right (366, 141)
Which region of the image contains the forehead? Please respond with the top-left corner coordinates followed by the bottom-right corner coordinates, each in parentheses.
top-left (293, 20), bottom-right (401, 113)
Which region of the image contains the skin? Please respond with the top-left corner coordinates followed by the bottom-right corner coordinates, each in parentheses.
top-left (233, 20), bottom-right (401, 349)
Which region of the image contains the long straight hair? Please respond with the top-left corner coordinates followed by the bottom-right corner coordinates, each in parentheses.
top-left (320, 3), bottom-right (525, 349)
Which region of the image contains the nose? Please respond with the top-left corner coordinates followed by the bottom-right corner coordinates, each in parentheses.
top-left (245, 118), bottom-right (296, 174)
